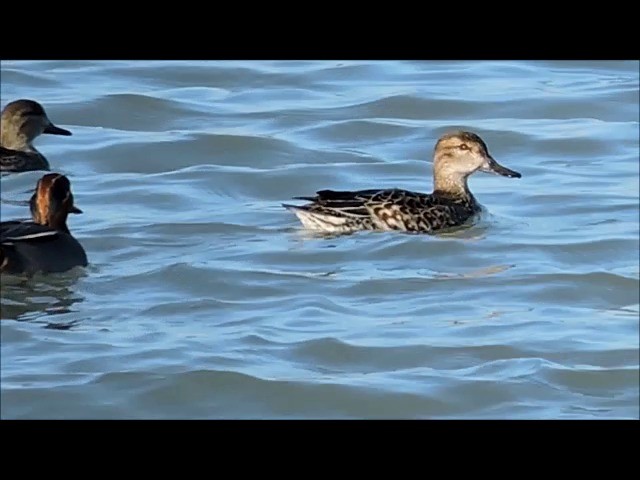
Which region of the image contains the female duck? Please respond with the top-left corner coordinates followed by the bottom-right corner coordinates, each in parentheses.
top-left (0, 99), bottom-right (72, 173)
top-left (284, 131), bottom-right (521, 234)
top-left (1, 173), bottom-right (87, 274)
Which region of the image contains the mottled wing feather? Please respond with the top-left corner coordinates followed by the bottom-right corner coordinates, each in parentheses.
top-left (287, 188), bottom-right (476, 233)
top-left (363, 190), bottom-right (474, 232)
top-left (0, 147), bottom-right (49, 173)
top-left (314, 189), bottom-right (385, 201)
top-left (298, 189), bottom-right (387, 218)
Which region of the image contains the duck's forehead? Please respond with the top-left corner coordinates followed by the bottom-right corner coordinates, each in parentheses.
top-left (437, 134), bottom-right (457, 144)
top-left (438, 131), bottom-right (487, 149)
top-left (436, 134), bottom-right (466, 147)
top-left (3, 100), bottom-right (46, 117)
top-left (458, 132), bottom-right (483, 143)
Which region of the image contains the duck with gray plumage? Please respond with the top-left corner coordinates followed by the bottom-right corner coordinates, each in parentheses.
top-left (0, 99), bottom-right (72, 173)
top-left (1, 173), bottom-right (87, 275)
top-left (284, 131), bottom-right (521, 234)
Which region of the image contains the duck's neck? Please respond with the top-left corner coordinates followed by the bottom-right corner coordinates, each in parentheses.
top-left (30, 197), bottom-right (70, 233)
top-left (433, 172), bottom-right (473, 199)
top-left (42, 216), bottom-right (71, 234)
top-left (1, 129), bottom-right (36, 152)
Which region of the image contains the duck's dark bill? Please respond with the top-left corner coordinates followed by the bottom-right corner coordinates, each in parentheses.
top-left (44, 124), bottom-right (72, 136)
top-left (482, 156), bottom-right (521, 178)
top-left (70, 206), bottom-right (83, 214)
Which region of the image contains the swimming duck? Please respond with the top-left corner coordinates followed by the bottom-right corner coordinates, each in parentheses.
top-left (0, 99), bottom-right (72, 173)
top-left (1, 173), bottom-right (87, 275)
top-left (284, 131), bottom-right (521, 234)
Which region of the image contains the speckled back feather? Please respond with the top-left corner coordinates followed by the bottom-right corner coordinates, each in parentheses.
top-left (284, 188), bottom-right (479, 233)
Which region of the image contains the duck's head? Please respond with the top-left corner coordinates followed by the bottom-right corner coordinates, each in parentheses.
top-left (1, 99), bottom-right (72, 149)
top-left (29, 173), bottom-right (82, 232)
top-left (433, 131), bottom-right (521, 181)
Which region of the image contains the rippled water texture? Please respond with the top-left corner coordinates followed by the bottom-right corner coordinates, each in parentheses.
top-left (1, 60), bottom-right (638, 419)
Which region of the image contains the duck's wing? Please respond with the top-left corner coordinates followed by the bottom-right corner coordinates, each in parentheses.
top-left (1, 220), bottom-right (59, 245)
top-left (363, 190), bottom-right (474, 231)
top-left (285, 189), bottom-right (393, 217)
top-left (292, 189), bottom-right (385, 203)
top-left (283, 189), bottom-right (390, 231)
top-left (1, 221), bottom-right (61, 273)
top-left (0, 147), bottom-right (49, 173)
top-left (285, 188), bottom-right (476, 232)
top-left (284, 188), bottom-right (435, 231)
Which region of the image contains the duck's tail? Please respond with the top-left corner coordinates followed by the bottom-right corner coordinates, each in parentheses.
top-left (282, 204), bottom-right (361, 233)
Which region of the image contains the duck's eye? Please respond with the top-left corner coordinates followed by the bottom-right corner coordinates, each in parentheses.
top-left (459, 144), bottom-right (469, 151)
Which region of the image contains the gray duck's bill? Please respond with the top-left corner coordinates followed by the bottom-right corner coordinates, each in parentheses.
top-left (481, 155), bottom-right (521, 178)
top-left (44, 123), bottom-right (72, 136)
